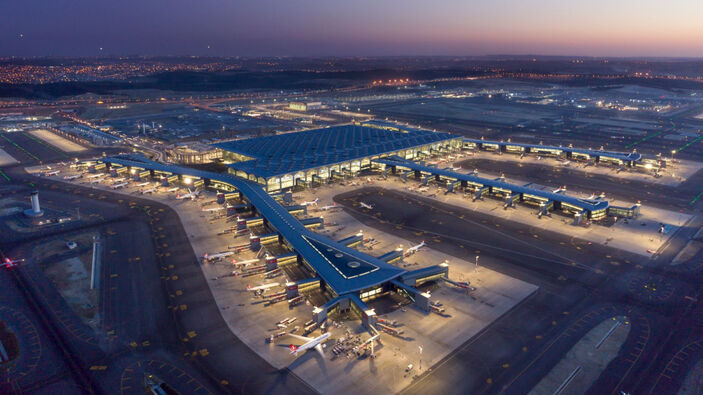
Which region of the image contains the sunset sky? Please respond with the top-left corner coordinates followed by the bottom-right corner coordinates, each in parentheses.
top-left (2, 0), bottom-right (703, 57)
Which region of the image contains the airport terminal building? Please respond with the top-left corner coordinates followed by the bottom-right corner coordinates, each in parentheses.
top-left (213, 124), bottom-right (462, 192)
top-left (90, 121), bottom-right (643, 328)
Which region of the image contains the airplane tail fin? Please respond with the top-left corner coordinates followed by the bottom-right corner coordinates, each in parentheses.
top-left (246, 284), bottom-right (252, 290)
top-left (289, 344), bottom-right (298, 352)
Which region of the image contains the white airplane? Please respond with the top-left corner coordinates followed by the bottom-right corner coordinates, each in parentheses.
top-left (113, 177), bottom-right (126, 182)
top-left (44, 170), bottom-right (60, 176)
top-left (586, 193), bottom-right (597, 200)
top-left (89, 178), bottom-right (103, 184)
top-left (1, 257), bottom-right (25, 269)
top-left (87, 174), bottom-right (104, 179)
top-left (204, 251), bottom-right (234, 262)
top-left (451, 166), bottom-right (462, 171)
top-left (417, 186), bottom-right (429, 193)
top-left (301, 198), bottom-right (319, 207)
top-left (359, 202), bottom-right (374, 209)
top-left (140, 187), bottom-right (157, 194)
top-left (288, 332), bottom-right (331, 357)
top-left (233, 258), bottom-right (260, 267)
top-left (404, 240), bottom-right (426, 257)
top-left (166, 186), bottom-right (180, 192)
top-left (202, 206), bottom-right (225, 212)
top-left (136, 181), bottom-right (150, 187)
top-left (111, 182), bottom-right (128, 189)
top-left (247, 282), bottom-right (280, 292)
top-left (562, 160), bottom-right (571, 166)
top-left (319, 202), bottom-right (340, 211)
top-left (176, 188), bottom-right (201, 200)
top-left (63, 174), bottom-right (81, 180)
top-left (552, 185), bottom-right (567, 194)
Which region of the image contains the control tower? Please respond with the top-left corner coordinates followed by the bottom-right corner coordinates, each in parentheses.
top-left (23, 190), bottom-right (44, 217)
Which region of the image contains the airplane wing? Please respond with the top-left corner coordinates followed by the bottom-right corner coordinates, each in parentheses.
top-left (314, 343), bottom-right (324, 356)
top-left (287, 333), bottom-right (313, 343)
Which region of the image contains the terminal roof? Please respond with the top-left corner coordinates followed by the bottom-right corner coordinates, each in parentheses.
top-left (100, 154), bottom-right (405, 295)
top-left (375, 156), bottom-right (610, 213)
top-left (213, 124), bottom-right (456, 179)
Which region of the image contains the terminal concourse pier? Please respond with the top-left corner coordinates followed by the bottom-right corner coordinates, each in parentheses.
top-left (95, 154), bottom-right (449, 327)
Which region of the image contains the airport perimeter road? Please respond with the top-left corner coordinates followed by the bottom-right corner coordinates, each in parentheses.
top-left (456, 157), bottom-right (703, 210)
top-left (3, 167), bottom-right (315, 395)
top-left (335, 187), bottom-right (703, 395)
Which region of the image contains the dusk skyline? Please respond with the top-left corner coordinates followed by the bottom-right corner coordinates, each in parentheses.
top-left (2, 0), bottom-right (703, 58)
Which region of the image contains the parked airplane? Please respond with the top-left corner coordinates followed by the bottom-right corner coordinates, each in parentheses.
top-left (113, 177), bottom-right (126, 182)
top-left (111, 182), bottom-right (128, 189)
top-left (265, 268), bottom-right (282, 279)
top-left (87, 174), bottom-right (104, 179)
top-left (89, 178), bottom-right (103, 184)
top-left (1, 257), bottom-right (25, 269)
top-left (140, 187), bottom-right (157, 194)
top-left (301, 198), bottom-right (319, 207)
top-left (63, 174), bottom-right (81, 180)
top-left (247, 282), bottom-right (280, 292)
top-left (359, 202), bottom-right (374, 210)
top-left (451, 166), bottom-right (462, 171)
top-left (288, 332), bottom-right (331, 357)
top-left (176, 188), bottom-right (201, 200)
top-left (552, 186), bottom-right (567, 194)
top-left (404, 240), bottom-right (426, 257)
top-left (202, 206), bottom-right (225, 212)
top-left (319, 202), bottom-right (340, 211)
top-left (44, 170), bottom-right (60, 176)
top-left (233, 258), bottom-right (260, 267)
top-left (204, 251), bottom-right (234, 263)
top-left (136, 181), bottom-right (150, 187)
top-left (167, 186), bottom-right (180, 192)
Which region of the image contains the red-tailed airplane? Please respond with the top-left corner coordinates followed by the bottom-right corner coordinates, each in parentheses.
top-left (288, 332), bottom-right (331, 357)
top-left (1, 257), bottom-right (25, 269)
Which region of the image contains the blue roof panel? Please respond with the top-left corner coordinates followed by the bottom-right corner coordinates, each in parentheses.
top-left (99, 154), bottom-right (405, 295)
top-left (213, 124), bottom-right (456, 178)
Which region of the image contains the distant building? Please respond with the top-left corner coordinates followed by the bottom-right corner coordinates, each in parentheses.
top-left (55, 125), bottom-right (122, 146)
top-left (166, 142), bottom-right (222, 164)
top-left (288, 102), bottom-right (322, 111)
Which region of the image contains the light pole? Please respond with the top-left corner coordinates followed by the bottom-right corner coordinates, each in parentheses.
top-left (419, 345), bottom-right (423, 372)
